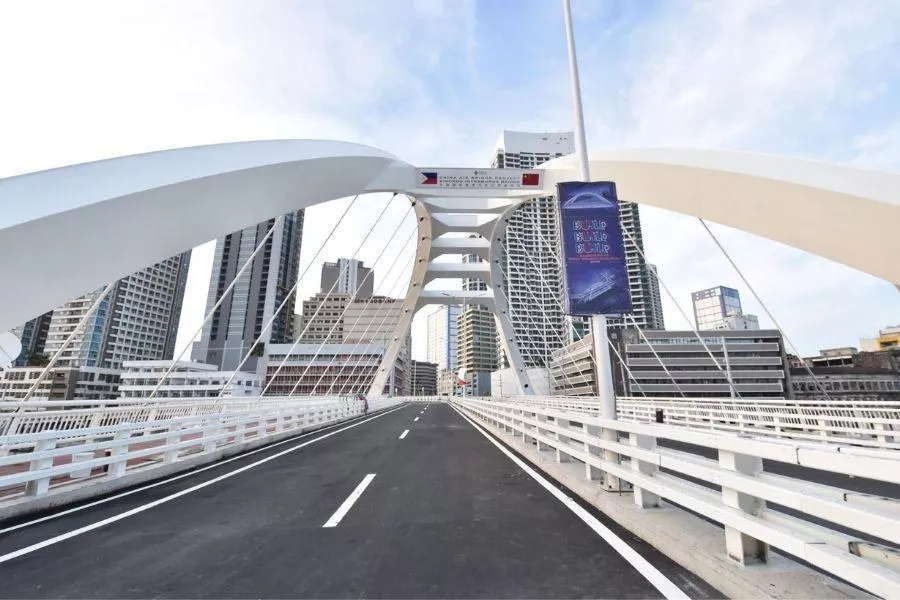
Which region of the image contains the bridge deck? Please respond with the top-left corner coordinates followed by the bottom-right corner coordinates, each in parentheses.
top-left (0, 403), bottom-right (720, 599)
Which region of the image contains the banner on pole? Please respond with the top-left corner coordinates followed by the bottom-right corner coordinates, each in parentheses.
top-left (557, 181), bottom-right (631, 316)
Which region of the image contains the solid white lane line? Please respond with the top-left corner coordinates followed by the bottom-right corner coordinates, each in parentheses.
top-left (0, 406), bottom-right (406, 564)
top-left (322, 474), bottom-right (376, 528)
top-left (414, 417), bottom-right (419, 422)
top-left (451, 405), bottom-right (690, 600)
top-left (399, 429), bottom-right (409, 440)
top-left (0, 407), bottom-right (401, 536)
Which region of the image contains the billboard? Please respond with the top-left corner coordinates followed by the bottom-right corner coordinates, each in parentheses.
top-left (416, 168), bottom-right (542, 189)
top-left (557, 181), bottom-right (632, 316)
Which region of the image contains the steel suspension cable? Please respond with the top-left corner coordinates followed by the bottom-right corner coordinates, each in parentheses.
top-left (288, 203), bottom-right (413, 396)
top-left (260, 195), bottom-right (397, 396)
top-left (216, 194), bottom-right (361, 397)
top-left (697, 217), bottom-right (833, 401)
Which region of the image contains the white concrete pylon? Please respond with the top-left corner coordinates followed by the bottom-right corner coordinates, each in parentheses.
top-left (368, 195), bottom-right (535, 396)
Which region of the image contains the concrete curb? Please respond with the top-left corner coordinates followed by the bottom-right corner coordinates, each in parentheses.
top-left (470, 413), bottom-right (873, 600)
top-left (0, 411), bottom-right (378, 523)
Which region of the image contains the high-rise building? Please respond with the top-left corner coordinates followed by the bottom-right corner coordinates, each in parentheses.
top-left (320, 258), bottom-right (373, 298)
top-left (492, 130), bottom-right (664, 359)
top-left (492, 131), bottom-right (572, 368)
top-left (456, 236), bottom-right (497, 395)
top-left (691, 285), bottom-right (759, 331)
top-left (193, 212), bottom-right (304, 372)
top-left (42, 252), bottom-right (191, 369)
top-left (646, 264), bottom-right (665, 330)
top-left (426, 305), bottom-right (460, 372)
top-left (10, 311), bottom-right (52, 366)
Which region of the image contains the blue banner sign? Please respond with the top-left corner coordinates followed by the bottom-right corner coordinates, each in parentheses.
top-left (557, 181), bottom-right (632, 316)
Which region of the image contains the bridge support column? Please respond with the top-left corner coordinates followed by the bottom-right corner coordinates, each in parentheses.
top-left (719, 450), bottom-right (768, 565)
top-left (629, 433), bottom-right (660, 508)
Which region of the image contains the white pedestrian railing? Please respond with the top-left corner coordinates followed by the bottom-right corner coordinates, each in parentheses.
top-left (453, 397), bottom-right (900, 599)
top-left (0, 396), bottom-right (404, 501)
top-left (497, 395), bottom-right (900, 450)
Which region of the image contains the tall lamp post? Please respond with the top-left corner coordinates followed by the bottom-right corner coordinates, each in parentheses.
top-left (563, 0), bottom-right (620, 490)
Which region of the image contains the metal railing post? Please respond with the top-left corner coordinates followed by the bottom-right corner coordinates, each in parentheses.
top-left (718, 449), bottom-right (768, 564)
top-left (629, 433), bottom-right (660, 508)
top-left (24, 435), bottom-right (57, 496)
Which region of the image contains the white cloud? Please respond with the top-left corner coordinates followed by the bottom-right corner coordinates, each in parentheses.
top-left (1, 0), bottom-right (897, 365)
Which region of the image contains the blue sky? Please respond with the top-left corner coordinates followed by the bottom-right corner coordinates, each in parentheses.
top-left (0, 0), bottom-right (898, 360)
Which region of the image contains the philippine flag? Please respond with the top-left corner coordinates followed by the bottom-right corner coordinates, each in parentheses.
top-left (421, 172), bottom-right (438, 185)
top-left (521, 172), bottom-right (540, 186)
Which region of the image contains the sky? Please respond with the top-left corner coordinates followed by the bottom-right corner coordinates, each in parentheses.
top-left (0, 0), bottom-right (898, 361)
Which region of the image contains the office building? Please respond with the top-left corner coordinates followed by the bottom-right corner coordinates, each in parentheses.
top-left (437, 369), bottom-right (458, 396)
top-left (119, 360), bottom-right (261, 399)
top-left (343, 296), bottom-right (406, 346)
top-left (426, 305), bottom-right (460, 372)
top-left (193, 212), bottom-right (304, 372)
top-left (455, 236), bottom-right (497, 395)
top-left (618, 329), bottom-right (790, 398)
top-left (691, 285), bottom-right (759, 331)
top-left (320, 258), bottom-right (373, 298)
top-left (9, 312), bottom-right (52, 367)
top-left (410, 360), bottom-right (437, 396)
top-left (264, 343), bottom-right (409, 396)
top-left (0, 366), bottom-right (121, 401)
top-left (296, 293), bottom-right (351, 343)
top-left (42, 253), bottom-right (191, 369)
top-left (457, 305), bottom-right (497, 396)
top-left (549, 329), bottom-right (791, 398)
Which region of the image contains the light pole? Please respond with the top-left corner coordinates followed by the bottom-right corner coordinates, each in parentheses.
top-left (563, 0), bottom-right (620, 491)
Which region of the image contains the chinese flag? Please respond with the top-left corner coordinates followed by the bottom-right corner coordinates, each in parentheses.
top-left (521, 173), bottom-right (540, 185)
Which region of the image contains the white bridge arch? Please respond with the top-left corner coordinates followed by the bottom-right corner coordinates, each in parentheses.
top-left (1, 140), bottom-right (897, 395)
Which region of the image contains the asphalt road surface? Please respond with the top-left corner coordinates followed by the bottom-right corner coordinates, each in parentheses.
top-left (0, 403), bottom-right (721, 599)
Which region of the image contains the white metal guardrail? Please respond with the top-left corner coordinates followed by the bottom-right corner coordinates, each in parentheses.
top-left (497, 395), bottom-right (900, 450)
top-left (0, 396), bottom-right (404, 501)
top-left (0, 396), bottom-right (370, 443)
top-left (453, 397), bottom-right (900, 598)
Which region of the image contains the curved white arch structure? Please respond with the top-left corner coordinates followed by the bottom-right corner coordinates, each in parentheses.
top-left (1, 139), bottom-right (897, 395)
top-left (541, 149), bottom-right (900, 286)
